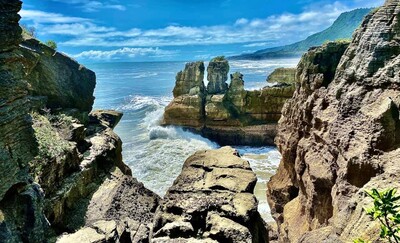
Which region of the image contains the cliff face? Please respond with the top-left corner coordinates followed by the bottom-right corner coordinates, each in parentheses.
top-left (0, 2), bottom-right (160, 241)
top-left (163, 59), bottom-right (295, 146)
top-left (267, 1), bottom-right (400, 242)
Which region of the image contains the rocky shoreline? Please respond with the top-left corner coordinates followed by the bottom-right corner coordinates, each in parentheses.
top-left (162, 58), bottom-right (296, 146)
top-left (1, 0), bottom-right (400, 242)
top-left (0, 1), bottom-right (267, 242)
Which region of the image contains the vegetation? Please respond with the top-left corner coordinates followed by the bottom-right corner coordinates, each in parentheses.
top-left (45, 40), bottom-right (57, 50)
top-left (355, 188), bottom-right (400, 243)
top-left (31, 112), bottom-right (72, 160)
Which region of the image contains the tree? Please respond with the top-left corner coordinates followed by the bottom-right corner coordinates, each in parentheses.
top-left (45, 40), bottom-right (57, 50)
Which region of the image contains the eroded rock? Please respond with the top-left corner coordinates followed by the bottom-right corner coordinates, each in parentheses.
top-left (151, 147), bottom-right (268, 243)
top-left (267, 2), bottom-right (400, 242)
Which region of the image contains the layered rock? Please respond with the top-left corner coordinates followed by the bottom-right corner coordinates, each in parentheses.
top-left (266, 68), bottom-right (296, 85)
top-left (20, 37), bottom-right (96, 113)
top-left (163, 60), bottom-right (296, 146)
top-left (207, 56), bottom-right (229, 94)
top-left (164, 61), bottom-right (205, 128)
top-left (151, 147), bottom-right (268, 242)
top-left (267, 2), bottom-right (400, 242)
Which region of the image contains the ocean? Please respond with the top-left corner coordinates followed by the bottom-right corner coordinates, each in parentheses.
top-left (88, 58), bottom-right (299, 222)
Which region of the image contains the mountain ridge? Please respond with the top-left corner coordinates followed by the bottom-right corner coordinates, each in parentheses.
top-left (230, 8), bottom-right (373, 60)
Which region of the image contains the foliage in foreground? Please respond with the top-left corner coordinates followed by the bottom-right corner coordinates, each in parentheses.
top-left (355, 188), bottom-right (400, 243)
top-left (45, 40), bottom-right (57, 50)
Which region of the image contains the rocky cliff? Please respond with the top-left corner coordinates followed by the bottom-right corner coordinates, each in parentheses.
top-left (1, 2), bottom-right (269, 242)
top-left (163, 58), bottom-right (296, 146)
top-left (267, 1), bottom-right (400, 242)
top-left (0, 1), bottom-right (161, 241)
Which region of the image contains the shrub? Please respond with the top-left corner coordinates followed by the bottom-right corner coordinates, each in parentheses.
top-left (45, 40), bottom-right (57, 50)
top-left (355, 188), bottom-right (400, 243)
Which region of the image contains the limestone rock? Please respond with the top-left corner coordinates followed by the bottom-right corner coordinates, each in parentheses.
top-left (20, 38), bottom-right (96, 112)
top-left (89, 109), bottom-right (123, 130)
top-left (207, 57), bottom-right (229, 94)
top-left (267, 2), bottom-right (400, 242)
top-left (163, 94), bottom-right (205, 128)
top-left (266, 68), bottom-right (296, 85)
top-left (173, 61), bottom-right (205, 97)
top-left (151, 147), bottom-right (268, 243)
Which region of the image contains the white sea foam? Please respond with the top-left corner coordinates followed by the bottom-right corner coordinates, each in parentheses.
top-left (118, 95), bottom-right (171, 111)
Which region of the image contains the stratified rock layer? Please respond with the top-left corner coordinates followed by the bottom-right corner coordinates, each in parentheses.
top-left (207, 57), bottom-right (229, 94)
top-left (151, 147), bottom-right (268, 243)
top-left (163, 61), bottom-right (296, 146)
top-left (268, 2), bottom-right (400, 242)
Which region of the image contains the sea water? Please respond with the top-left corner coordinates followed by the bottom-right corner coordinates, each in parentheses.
top-left (89, 58), bottom-right (299, 222)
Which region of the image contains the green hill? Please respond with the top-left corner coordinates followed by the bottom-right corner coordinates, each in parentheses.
top-left (230, 8), bottom-right (372, 60)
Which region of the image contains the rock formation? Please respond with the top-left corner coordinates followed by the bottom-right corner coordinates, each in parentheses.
top-left (0, 2), bottom-right (161, 241)
top-left (164, 61), bottom-right (205, 128)
top-left (0, 2), bottom-right (269, 242)
top-left (151, 147), bottom-right (268, 243)
top-left (207, 56), bottom-right (229, 94)
top-left (266, 68), bottom-right (296, 85)
top-left (267, 2), bottom-right (400, 242)
top-left (163, 59), bottom-right (296, 146)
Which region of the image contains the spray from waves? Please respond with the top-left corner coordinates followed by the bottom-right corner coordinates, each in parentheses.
top-left (117, 94), bottom-right (218, 196)
top-left (117, 95), bottom-right (171, 111)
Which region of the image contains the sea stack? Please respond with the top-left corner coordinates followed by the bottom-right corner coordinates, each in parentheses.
top-left (207, 56), bottom-right (229, 94)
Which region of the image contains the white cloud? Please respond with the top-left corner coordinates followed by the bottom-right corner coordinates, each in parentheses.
top-left (21, 0), bottom-right (378, 51)
top-left (49, 0), bottom-right (126, 12)
top-left (19, 9), bottom-right (88, 23)
top-left (74, 47), bottom-right (177, 60)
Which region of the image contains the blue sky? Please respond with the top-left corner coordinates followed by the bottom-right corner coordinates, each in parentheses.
top-left (20, 0), bottom-right (384, 63)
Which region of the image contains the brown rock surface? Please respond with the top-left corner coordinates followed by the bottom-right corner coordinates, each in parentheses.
top-left (151, 146), bottom-right (268, 243)
top-left (267, 2), bottom-right (400, 242)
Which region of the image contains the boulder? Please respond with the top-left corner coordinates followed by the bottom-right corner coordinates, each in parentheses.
top-left (207, 57), bottom-right (229, 94)
top-left (151, 147), bottom-right (268, 243)
top-left (267, 2), bottom-right (400, 242)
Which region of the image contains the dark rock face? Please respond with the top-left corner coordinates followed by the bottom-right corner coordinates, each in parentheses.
top-left (0, 2), bottom-right (46, 241)
top-left (151, 147), bottom-right (268, 243)
top-left (207, 57), bottom-right (229, 94)
top-left (267, 1), bottom-right (400, 242)
top-left (163, 61), bottom-right (296, 146)
top-left (0, 0), bottom-right (22, 52)
top-left (20, 38), bottom-right (96, 112)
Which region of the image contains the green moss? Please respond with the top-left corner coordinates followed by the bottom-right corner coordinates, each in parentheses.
top-left (31, 112), bottom-right (71, 160)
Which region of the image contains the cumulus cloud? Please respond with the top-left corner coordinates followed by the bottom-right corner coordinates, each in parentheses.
top-left (74, 47), bottom-right (177, 60)
top-left (27, 2), bottom-right (348, 48)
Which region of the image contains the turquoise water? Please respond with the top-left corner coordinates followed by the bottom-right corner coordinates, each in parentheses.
top-left (88, 58), bottom-right (299, 221)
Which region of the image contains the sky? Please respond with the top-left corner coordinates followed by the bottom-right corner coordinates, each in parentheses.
top-left (20, 0), bottom-right (384, 63)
